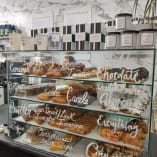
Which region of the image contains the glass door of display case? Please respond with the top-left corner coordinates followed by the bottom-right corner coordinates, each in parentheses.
top-left (6, 49), bottom-right (156, 157)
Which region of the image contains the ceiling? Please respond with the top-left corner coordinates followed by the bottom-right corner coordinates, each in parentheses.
top-left (0, 0), bottom-right (146, 15)
top-left (0, 0), bottom-right (147, 27)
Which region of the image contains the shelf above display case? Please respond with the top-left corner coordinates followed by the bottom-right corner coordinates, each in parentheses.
top-left (1, 48), bottom-right (156, 52)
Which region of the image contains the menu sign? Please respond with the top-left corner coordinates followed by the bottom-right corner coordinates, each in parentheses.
top-left (67, 87), bottom-right (89, 106)
top-left (103, 67), bottom-right (139, 82)
top-left (9, 63), bottom-right (30, 73)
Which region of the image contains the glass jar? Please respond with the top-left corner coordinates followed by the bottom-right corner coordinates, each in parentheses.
top-left (121, 30), bottom-right (139, 48)
top-left (115, 13), bottom-right (132, 30)
top-left (140, 29), bottom-right (157, 48)
top-left (105, 32), bottom-right (120, 48)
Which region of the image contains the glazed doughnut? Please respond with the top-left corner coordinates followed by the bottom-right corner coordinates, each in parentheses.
top-left (48, 118), bottom-right (65, 129)
top-left (138, 120), bottom-right (148, 134)
top-left (37, 93), bottom-right (51, 101)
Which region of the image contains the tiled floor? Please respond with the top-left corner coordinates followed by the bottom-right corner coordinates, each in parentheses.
top-left (0, 104), bottom-right (156, 157)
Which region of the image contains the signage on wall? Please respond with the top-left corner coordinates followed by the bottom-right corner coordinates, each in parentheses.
top-left (64, 6), bottom-right (91, 25)
top-left (32, 11), bottom-right (53, 29)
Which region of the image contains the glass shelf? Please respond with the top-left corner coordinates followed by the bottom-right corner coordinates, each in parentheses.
top-left (9, 73), bottom-right (153, 87)
top-left (1, 48), bottom-right (156, 53)
top-left (10, 95), bottom-right (150, 120)
top-left (12, 117), bottom-right (143, 151)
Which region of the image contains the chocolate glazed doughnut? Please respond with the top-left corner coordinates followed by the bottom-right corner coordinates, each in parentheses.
top-left (133, 67), bottom-right (149, 81)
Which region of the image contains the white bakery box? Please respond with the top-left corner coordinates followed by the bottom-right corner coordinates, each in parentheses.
top-left (105, 20), bottom-right (116, 33)
top-left (89, 22), bottom-right (105, 50)
top-left (90, 33), bottom-right (105, 50)
top-left (63, 25), bottom-right (75, 34)
top-left (10, 33), bottom-right (22, 50)
top-left (63, 34), bottom-right (75, 50)
top-left (90, 22), bottom-right (105, 34)
top-left (75, 32), bottom-right (89, 50)
top-left (63, 42), bottom-right (76, 50)
top-left (36, 34), bottom-right (48, 50)
top-left (21, 36), bottom-right (35, 50)
top-left (75, 24), bottom-right (90, 50)
top-left (76, 41), bottom-right (89, 50)
top-left (76, 24), bottom-right (90, 33)
top-left (90, 42), bottom-right (105, 50)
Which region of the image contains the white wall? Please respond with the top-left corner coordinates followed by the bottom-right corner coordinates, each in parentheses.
top-left (0, 0), bottom-right (147, 35)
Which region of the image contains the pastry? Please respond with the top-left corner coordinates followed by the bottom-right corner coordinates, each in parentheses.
top-left (26, 127), bottom-right (54, 144)
top-left (86, 142), bottom-right (107, 157)
top-left (66, 80), bottom-right (82, 89)
top-left (83, 67), bottom-right (97, 73)
top-left (46, 70), bottom-right (63, 77)
top-left (46, 63), bottom-right (69, 77)
top-left (32, 68), bottom-right (45, 76)
top-left (26, 126), bottom-right (39, 139)
top-left (31, 135), bottom-right (45, 144)
top-left (48, 118), bottom-right (66, 129)
top-left (128, 119), bottom-right (148, 134)
top-left (122, 131), bottom-right (144, 147)
top-left (98, 66), bottom-right (149, 83)
top-left (22, 110), bottom-right (35, 121)
top-left (82, 82), bottom-right (97, 97)
top-left (37, 93), bottom-right (51, 101)
top-left (52, 96), bottom-right (67, 104)
top-left (49, 140), bottom-right (64, 151)
top-left (63, 133), bottom-right (78, 142)
top-left (133, 67), bottom-right (149, 82)
top-left (86, 141), bottom-right (141, 157)
top-left (137, 120), bottom-right (148, 134)
top-left (15, 84), bottom-right (55, 96)
top-left (67, 112), bottom-right (98, 135)
top-left (56, 88), bottom-right (69, 95)
top-left (72, 72), bottom-right (96, 79)
top-left (63, 62), bottom-right (85, 75)
top-left (33, 112), bottom-right (46, 124)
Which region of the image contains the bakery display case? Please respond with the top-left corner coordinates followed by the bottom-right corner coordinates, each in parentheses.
top-left (0, 52), bottom-right (8, 104)
top-left (6, 49), bottom-right (156, 157)
top-left (0, 52), bottom-right (7, 76)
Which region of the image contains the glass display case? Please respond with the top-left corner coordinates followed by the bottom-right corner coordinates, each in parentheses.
top-left (152, 52), bottom-right (157, 133)
top-left (0, 52), bottom-right (6, 76)
top-left (0, 52), bottom-right (8, 104)
top-left (6, 49), bottom-right (156, 157)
